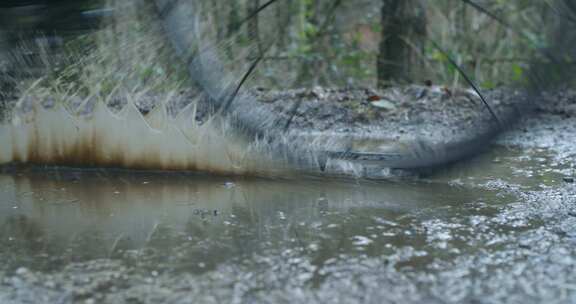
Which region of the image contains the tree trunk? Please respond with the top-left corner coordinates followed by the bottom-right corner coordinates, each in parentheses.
top-left (378, 0), bottom-right (426, 87)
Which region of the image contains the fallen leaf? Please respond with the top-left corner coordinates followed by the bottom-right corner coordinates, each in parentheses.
top-left (367, 95), bottom-right (382, 102)
top-left (370, 100), bottom-right (397, 111)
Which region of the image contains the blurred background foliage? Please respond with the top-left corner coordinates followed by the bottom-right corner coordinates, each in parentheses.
top-left (0, 0), bottom-right (567, 104)
top-left (191, 0), bottom-right (554, 89)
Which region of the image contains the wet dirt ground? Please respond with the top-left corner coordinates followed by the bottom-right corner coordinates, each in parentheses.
top-left (253, 85), bottom-right (523, 141)
top-left (0, 89), bottom-right (575, 303)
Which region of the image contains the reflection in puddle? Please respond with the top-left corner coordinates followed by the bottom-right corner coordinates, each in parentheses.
top-left (1, 145), bottom-right (573, 303)
top-left (0, 146), bottom-right (568, 274)
top-left (0, 169), bottom-right (511, 273)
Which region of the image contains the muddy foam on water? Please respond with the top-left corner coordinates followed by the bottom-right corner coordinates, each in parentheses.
top-left (0, 98), bottom-right (294, 176)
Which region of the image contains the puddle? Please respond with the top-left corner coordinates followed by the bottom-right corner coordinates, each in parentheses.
top-left (434, 145), bottom-right (571, 190)
top-left (0, 145), bottom-right (574, 303)
top-left (0, 169), bottom-right (509, 273)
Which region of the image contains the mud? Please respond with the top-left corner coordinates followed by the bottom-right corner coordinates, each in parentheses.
top-left (1, 84), bottom-right (531, 177)
top-left (253, 85), bottom-right (524, 139)
top-left (0, 88), bottom-right (575, 303)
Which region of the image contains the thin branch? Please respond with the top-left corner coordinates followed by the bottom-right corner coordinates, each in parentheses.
top-left (428, 39), bottom-right (501, 126)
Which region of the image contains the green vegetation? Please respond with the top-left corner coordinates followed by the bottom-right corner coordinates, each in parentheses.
top-left (0, 0), bottom-right (566, 106)
top-left (259, 0), bottom-right (551, 88)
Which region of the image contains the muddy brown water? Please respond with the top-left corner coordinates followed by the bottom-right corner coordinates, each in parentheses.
top-left (0, 145), bottom-right (575, 303)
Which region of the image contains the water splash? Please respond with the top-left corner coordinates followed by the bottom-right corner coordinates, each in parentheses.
top-left (0, 95), bottom-right (295, 176)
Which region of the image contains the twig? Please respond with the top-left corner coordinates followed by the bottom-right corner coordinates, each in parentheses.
top-left (428, 39), bottom-right (501, 126)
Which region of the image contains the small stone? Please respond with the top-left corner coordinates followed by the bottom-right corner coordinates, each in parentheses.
top-left (45, 280), bottom-right (56, 288)
top-left (310, 86), bottom-right (327, 99)
top-left (15, 267), bottom-right (28, 276)
top-left (352, 236), bottom-right (373, 246)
